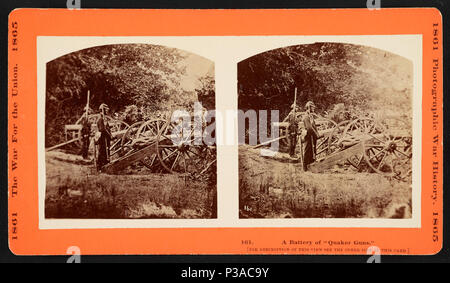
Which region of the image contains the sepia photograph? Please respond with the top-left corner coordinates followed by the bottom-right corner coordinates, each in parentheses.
top-left (238, 42), bottom-right (413, 219)
top-left (3, 3), bottom-right (446, 263)
top-left (44, 43), bottom-right (217, 219)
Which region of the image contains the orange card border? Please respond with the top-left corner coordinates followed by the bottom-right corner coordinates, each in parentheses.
top-left (8, 8), bottom-right (443, 255)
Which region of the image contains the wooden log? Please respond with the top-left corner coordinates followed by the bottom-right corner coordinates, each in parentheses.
top-left (340, 140), bottom-right (360, 148)
top-left (253, 135), bottom-right (287, 149)
top-left (253, 124), bottom-right (333, 151)
top-left (102, 142), bottom-right (157, 174)
top-left (112, 129), bottom-right (127, 139)
top-left (46, 138), bottom-right (81, 152)
top-left (308, 142), bottom-right (363, 173)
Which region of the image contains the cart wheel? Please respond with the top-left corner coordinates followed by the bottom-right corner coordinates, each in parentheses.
top-left (362, 119), bottom-right (412, 180)
top-left (119, 121), bottom-right (144, 157)
top-left (342, 118), bottom-right (384, 171)
top-left (135, 119), bottom-right (168, 171)
top-left (323, 120), bottom-right (364, 170)
top-left (156, 120), bottom-right (216, 176)
top-left (106, 116), bottom-right (129, 133)
top-left (343, 117), bottom-right (379, 137)
top-left (326, 120), bottom-right (350, 155)
top-left (314, 117), bottom-right (337, 160)
top-left (311, 114), bottom-right (337, 132)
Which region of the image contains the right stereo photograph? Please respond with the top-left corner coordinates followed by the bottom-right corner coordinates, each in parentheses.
top-left (238, 42), bottom-right (413, 220)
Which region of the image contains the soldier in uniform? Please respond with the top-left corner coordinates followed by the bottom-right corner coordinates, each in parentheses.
top-left (78, 111), bottom-right (91, 160)
top-left (96, 103), bottom-right (111, 170)
top-left (287, 103), bottom-right (301, 158)
top-left (302, 101), bottom-right (320, 171)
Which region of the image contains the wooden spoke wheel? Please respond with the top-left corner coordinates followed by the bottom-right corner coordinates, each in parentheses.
top-left (109, 136), bottom-right (123, 160)
top-left (340, 118), bottom-right (383, 171)
top-left (326, 120), bottom-right (351, 156)
top-left (323, 120), bottom-right (364, 171)
top-left (135, 119), bottom-right (168, 170)
top-left (312, 113), bottom-right (337, 133)
top-left (106, 118), bottom-right (129, 158)
top-left (104, 117), bottom-right (129, 133)
top-left (135, 119), bottom-right (167, 146)
top-left (156, 120), bottom-right (216, 176)
top-left (362, 118), bottom-right (412, 180)
top-left (314, 117), bottom-right (337, 160)
top-left (322, 118), bottom-right (379, 172)
top-left (119, 121), bottom-right (144, 157)
top-left (343, 117), bottom-right (380, 138)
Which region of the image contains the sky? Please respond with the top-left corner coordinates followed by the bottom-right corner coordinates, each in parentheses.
top-left (178, 52), bottom-right (214, 91)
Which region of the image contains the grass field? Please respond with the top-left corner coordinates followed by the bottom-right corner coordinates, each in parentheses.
top-left (45, 147), bottom-right (411, 220)
top-left (45, 151), bottom-right (216, 219)
top-left (239, 146), bottom-right (412, 219)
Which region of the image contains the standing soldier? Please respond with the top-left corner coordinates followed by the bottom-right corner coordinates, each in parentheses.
top-left (302, 101), bottom-right (320, 171)
top-left (96, 103), bottom-right (111, 170)
top-left (287, 103), bottom-right (301, 158)
top-left (78, 110), bottom-right (91, 160)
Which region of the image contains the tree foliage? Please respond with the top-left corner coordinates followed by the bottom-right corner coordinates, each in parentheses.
top-left (196, 74), bottom-right (215, 110)
top-left (46, 44), bottom-right (212, 146)
top-left (238, 42), bottom-right (412, 120)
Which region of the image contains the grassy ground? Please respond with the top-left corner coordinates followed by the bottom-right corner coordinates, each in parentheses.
top-left (239, 146), bottom-right (412, 219)
top-left (45, 151), bottom-right (216, 219)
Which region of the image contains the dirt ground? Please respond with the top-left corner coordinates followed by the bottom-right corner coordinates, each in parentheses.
top-left (239, 146), bottom-right (412, 219)
top-left (45, 151), bottom-right (216, 219)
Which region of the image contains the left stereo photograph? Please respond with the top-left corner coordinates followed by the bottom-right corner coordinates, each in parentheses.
top-left (43, 43), bottom-right (217, 220)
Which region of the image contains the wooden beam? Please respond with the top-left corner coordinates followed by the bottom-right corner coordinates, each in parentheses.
top-left (319, 127), bottom-right (335, 137)
top-left (253, 135), bottom-right (287, 149)
top-left (102, 142), bottom-right (157, 174)
top-left (308, 142), bottom-right (363, 173)
top-left (46, 138), bottom-right (80, 152)
top-left (112, 129), bottom-right (127, 139)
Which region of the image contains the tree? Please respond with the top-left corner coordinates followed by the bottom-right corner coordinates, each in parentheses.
top-left (196, 75), bottom-right (215, 110)
top-left (238, 42), bottom-right (412, 120)
top-left (45, 44), bottom-right (191, 146)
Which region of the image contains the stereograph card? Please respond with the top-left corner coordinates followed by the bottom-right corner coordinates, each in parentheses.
top-left (7, 8), bottom-right (443, 255)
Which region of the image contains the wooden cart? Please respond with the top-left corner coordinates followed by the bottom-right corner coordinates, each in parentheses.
top-left (102, 115), bottom-right (216, 178)
top-left (309, 117), bottom-right (412, 180)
